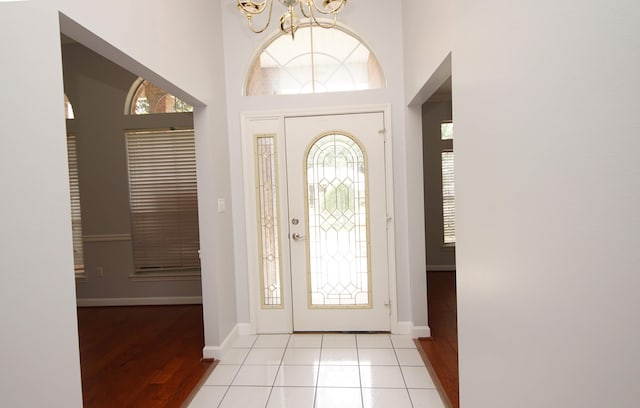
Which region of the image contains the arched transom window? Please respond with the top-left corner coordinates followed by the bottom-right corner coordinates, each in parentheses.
top-left (127, 79), bottom-right (193, 115)
top-left (246, 26), bottom-right (385, 96)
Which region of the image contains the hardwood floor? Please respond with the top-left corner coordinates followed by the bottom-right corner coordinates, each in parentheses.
top-left (419, 271), bottom-right (459, 408)
top-left (77, 305), bottom-right (213, 408)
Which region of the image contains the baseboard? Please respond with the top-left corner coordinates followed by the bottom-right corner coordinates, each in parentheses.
top-left (394, 321), bottom-right (413, 335)
top-left (237, 322), bottom-right (253, 336)
top-left (76, 296), bottom-right (202, 307)
top-left (394, 321), bottom-right (431, 338)
top-left (412, 325), bottom-right (431, 338)
top-left (203, 324), bottom-right (240, 360)
top-left (426, 265), bottom-right (456, 271)
top-left (202, 321), bottom-right (428, 359)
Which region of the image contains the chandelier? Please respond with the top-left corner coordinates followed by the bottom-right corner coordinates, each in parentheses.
top-left (236, 0), bottom-right (348, 39)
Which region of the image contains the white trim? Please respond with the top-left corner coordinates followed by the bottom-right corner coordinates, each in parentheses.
top-left (382, 105), bottom-right (399, 337)
top-left (241, 115), bottom-right (292, 334)
top-left (203, 324), bottom-right (240, 360)
top-left (241, 104), bottom-right (392, 121)
top-left (237, 322), bottom-right (254, 336)
top-left (241, 105), bottom-right (398, 335)
top-left (395, 321), bottom-right (431, 338)
top-left (426, 265), bottom-right (456, 272)
top-left (83, 234), bottom-right (131, 243)
top-left (76, 296), bottom-right (202, 307)
top-left (124, 77), bottom-right (145, 115)
top-left (412, 325), bottom-right (431, 338)
top-left (394, 321), bottom-right (414, 335)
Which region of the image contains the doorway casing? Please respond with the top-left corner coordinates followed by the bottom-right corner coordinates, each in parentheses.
top-left (240, 105), bottom-right (399, 335)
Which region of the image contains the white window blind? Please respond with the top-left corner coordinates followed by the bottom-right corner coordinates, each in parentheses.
top-left (125, 129), bottom-right (200, 274)
top-left (67, 134), bottom-right (84, 274)
top-left (441, 151), bottom-right (456, 244)
top-left (441, 122), bottom-right (455, 244)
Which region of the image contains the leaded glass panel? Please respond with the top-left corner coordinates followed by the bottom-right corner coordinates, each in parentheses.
top-left (305, 133), bottom-right (370, 307)
top-left (255, 135), bottom-right (283, 307)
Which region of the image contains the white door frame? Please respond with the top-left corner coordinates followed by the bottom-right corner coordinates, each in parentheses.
top-left (240, 104), bottom-right (398, 334)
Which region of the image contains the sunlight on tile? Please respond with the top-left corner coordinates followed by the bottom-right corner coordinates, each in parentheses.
top-left (267, 387), bottom-right (315, 408)
top-left (190, 333), bottom-right (445, 408)
top-left (315, 387), bottom-right (363, 408)
top-left (362, 388), bottom-right (413, 408)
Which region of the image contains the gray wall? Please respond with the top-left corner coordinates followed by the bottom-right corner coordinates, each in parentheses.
top-left (62, 42), bottom-right (202, 302)
top-left (422, 100), bottom-right (455, 269)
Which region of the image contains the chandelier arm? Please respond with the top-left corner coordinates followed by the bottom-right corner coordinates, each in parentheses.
top-left (281, 5), bottom-right (297, 39)
top-left (307, 6), bottom-right (338, 29)
top-left (246, 0), bottom-right (274, 34)
top-left (237, 0), bottom-right (270, 15)
top-left (299, 0), bottom-right (312, 18)
top-left (310, 0), bottom-right (347, 15)
top-left (238, 0), bottom-right (345, 37)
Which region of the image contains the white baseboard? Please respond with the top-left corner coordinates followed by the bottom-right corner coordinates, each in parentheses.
top-left (394, 321), bottom-right (413, 335)
top-left (426, 265), bottom-right (456, 271)
top-left (237, 322), bottom-right (253, 336)
top-left (394, 321), bottom-right (431, 338)
top-left (412, 325), bottom-right (431, 338)
top-left (202, 321), bottom-right (429, 360)
top-left (76, 296), bottom-right (202, 307)
top-left (203, 324), bottom-right (240, 360)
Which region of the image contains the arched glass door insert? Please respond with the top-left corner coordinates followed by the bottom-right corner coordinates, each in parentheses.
top-left (305, 133), bottom-right (370, 307)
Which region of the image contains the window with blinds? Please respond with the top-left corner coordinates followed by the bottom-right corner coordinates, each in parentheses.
top-left (441, 122), bottom-right (456, 244)
top-left (67, 134), bottom-right (84, 274)
top-left (125, 129), bottom-right (200, 275)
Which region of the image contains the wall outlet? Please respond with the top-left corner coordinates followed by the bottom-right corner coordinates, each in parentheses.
top-left (97, 266), bottom-right (104, 277)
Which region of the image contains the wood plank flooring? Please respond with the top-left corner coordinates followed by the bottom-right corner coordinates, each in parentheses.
top-left (77, 305), bottom-right (213, 408)
top-left (419, 271), bottom-right (459, 408)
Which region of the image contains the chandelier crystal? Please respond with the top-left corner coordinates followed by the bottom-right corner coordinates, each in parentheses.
top-left (237, 0), bottom-right (348, 39)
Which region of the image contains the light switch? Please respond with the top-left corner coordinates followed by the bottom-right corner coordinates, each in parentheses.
top-left (217, 198), bottom-right (226, 213)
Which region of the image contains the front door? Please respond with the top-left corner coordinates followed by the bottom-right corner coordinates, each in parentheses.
top-left (284, 112), bottom-right (390, 331)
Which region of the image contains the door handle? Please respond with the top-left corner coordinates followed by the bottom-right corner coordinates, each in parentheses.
top-left (291, 233), bottom-right (305, 241)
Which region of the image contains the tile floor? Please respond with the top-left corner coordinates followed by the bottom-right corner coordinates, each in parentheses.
top-left (188, 333), bottom-right (445, 408)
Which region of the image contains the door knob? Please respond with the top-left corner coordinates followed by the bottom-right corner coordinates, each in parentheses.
top-left (292, 233), bottom-right (305, 241)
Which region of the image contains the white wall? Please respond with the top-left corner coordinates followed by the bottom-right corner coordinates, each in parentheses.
top-left (54, 0), bottom-right (237, 346)
top-left (0, 0), bottom-right (236, 405)
top-left (55, 0), bottom-right (215, 105)
top-left (401, 0), bottom-right (455, 332)
top-left (453, 1), bottom-right (640, 405)
top-left (402, 0), bottom-right (640, 405)
top-left (0, 3), bottom-right (83, 406)
top-left (219, 0), bottom-right (426, 330)
top-left (402, 0), bottom-right (453, 105)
